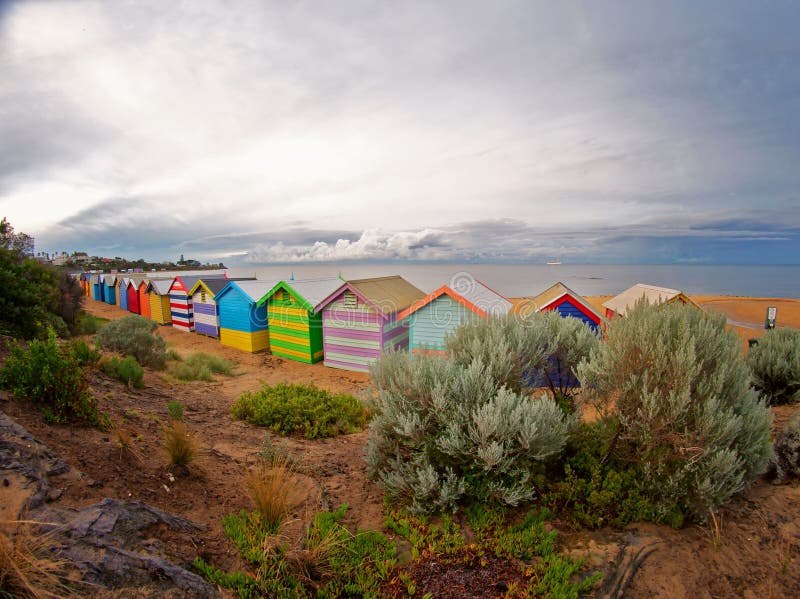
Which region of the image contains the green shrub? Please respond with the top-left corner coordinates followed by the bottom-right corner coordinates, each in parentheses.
top-left (770, 411), bottom-right (800, 482)
top-left (577, 301), bottom-right (773, 522)
top-left (100, 355), bottom-right (144, 388)
top-left (231, 383), bottom-right (368, 439)
top-left (167, 400), bottom-right (184, 421)
top-left (76, 312), bottom-right (108, 335)
top-left (446, 312), bottom-right (599, 410)
top-left (70, 339), bottom-right (100, 367)
top-left (0, 332), bottom-right (102, 425)
top-left (367, 351), bottom-right (569, 514)
top-left (748, 328), bottom-right (800, 405)
top-left (168, 352), bottom-right (233, 381)
top-left (95, 315), bottom-right (166, 369)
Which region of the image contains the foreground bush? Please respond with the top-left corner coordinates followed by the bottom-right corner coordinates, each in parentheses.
top-left (748, 328), bottom-right (800, 405)
top-left (231, 383), bottom-right (368, 439)
top-left (577, 301), bottom-right (773, 522)
top-left (0, 333), bottom-right (102, 425)
top-left (770, 411), bottom-right (800, 482)
top-left (95, 315), bottom-right (166, 369)
top-left (367, 351), bottom-right (569, 514)
top-left (167, 352), bottom-right (233, 381)
top-left (446, 312), bottom-right (598, 411)
top-left (76, 312), bottom-right (108, 335)
top-left (100, 355), bottom-right (144, 388)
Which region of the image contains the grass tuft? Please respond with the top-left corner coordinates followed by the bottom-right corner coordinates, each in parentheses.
top-left (167, 352), bottom-right (233, 382)
top-left (163, 419), bottom-right (197, 468)
top-left (247, 453), bottom-right (304, 533)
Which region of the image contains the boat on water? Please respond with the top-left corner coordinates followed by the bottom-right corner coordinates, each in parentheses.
top-left (546, 260), bottom-right (561, 265)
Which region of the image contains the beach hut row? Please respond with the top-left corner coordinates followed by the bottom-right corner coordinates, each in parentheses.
top-left (84, 273), bottom-right (693, 373)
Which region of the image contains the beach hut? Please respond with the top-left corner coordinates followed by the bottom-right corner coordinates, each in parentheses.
top-left (216, 280), bottom-right (278, 352)
top-left (397, 278), bottom-right (513, 356)
top-left (103, 275), bottom-right (117, 305)
top-left (147, 279), bottom-right (173, 325)
top-left (126, 278), bottom-right (142, 314)
top-left (313, 276), bottom-right (426, 371)
top-left (602, 283), bottom-right (699, 319)
top-left (138, 279), bottom-right (151, 319)
top-left (514, 282), bottom-right (603, 331)
top-left (257, 277), bottom-right (344, 364)
top-left (167, 274), bottom-right (228, 332)
top-left (118, 277), bottom-right (130, 311)
top-left (187, 277), bottom-right (255, 338)
top-left (92, 274), bottom-right (104, 302)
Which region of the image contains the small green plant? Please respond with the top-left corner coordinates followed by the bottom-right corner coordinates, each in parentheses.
top-left (166, 349), bottom-right (182, 361)
top-left (95, 315), bottom-right (167, 369)
top-left (0, 332), bottom-right (103, 426)
top-left (76, 312), bottom-right (108, 335)
top-left (69, 339), bottom-right (100, 367)
top-left (167, 352), bottom-right (233, 381)
top-left (194, 504), bottom-right (396, 598)
top-left (163, 420), bottom-right (197, 468)
top-left (748, 328), bottom-right (800, 405)
top-left (99, 355), bottom-right (144, 388)
top-left (231, 383), bottom-right (368, 439)
top-left (167, 401), bottom-right (184, 421)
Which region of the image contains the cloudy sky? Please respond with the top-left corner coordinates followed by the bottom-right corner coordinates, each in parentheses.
top-left (1, 0), bottom-right (799, 265)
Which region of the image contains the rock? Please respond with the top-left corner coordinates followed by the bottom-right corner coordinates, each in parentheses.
top-left (1, 411), bottom-right (220, 598)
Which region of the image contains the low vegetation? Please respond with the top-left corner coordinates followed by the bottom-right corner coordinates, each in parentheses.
top-left (167, 352), bottom-right (233, 381)
top-left (0, 333), bottom-right (104, 426)
top-left (247, 453), bottom-right (306, 532)
top-left (577, 301), bottom-right (773, 524)
top-left (231, 383), bottom-right (368, 439)
top-left (367, 350), bottom-right (569, 513)
top-left (75, 312), bottom-right (108, 336)
top-left (747, 327), bottom-right (800, 405)
top-left (163, 419), bottom-right (197, 468)
top-left (167, 400), bottom-right (184, 421)
top-left (770, 411), bottom-right (800, 482)
top-left (99, 355), bottom-right (144, 388)
top-left (95, 315), bottom-right (167, 369)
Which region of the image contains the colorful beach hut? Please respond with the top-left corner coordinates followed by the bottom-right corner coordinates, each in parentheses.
top-left (187, 277), bottom-right (255, 338)
top-left (602, 283), bottom-right (699, 319)
top-left (168, 274), bottom-right (228, 333)
top-left (514, 282), bottom-right (603, 331)
top-left (216, 280), bottom-right (278, 352)
top-left (103, 275), bottom-right (117, 305)
top-left (257, 277), bottom-right (344, 364)
top-left (126, 277), bottom-right (143, 314)
top-left (313, 276), bottom-right (426, 371)
top-left (118, 277), bottom-right (129, 311)
top-left (147, 279), bottom-right (173, 325)
top-left (138, 280), bottom-right (151, 319)
top-left (397, 278), bottom-right (513, 356)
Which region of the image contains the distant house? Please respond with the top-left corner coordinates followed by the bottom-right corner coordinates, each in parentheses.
top-left (147, 279), bottom-right (174, 325)
top-left (167, 274), bottom-right (228, 332)
top-left (397, 278), bottom-right (513, 356)
top-left (515, 281), bottom-right (603, 331)
top-left (188, 277), bottom-right (255, 338)
top-left (258, 277), bottom-right (344, 364)
top-left (314, 276), bottom-right (426, 372)
top-left (602, 283), bottom-right (699, 318)
top-left (215, 280), bottom-right (279, 352)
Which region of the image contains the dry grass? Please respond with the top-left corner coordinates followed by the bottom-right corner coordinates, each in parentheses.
top-left (285, 522), bottom-right (347, 587)
top-left (0, 519), bottom-right (76, 598)
top-left (163, 419), bottom-right (198, 468)
top-left (247, 454), bottom-right (305, 533)
top-left (110, 420), bottom-right (144, 464)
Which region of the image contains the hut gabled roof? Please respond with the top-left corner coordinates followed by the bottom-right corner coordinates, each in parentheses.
top-left (397, 278), bottom-right (512, 320)
top-left (515, 281), bottom-right (602, 323)
top-left (602, 283), bottom-right (698, 317)
top-left (147, 279), bottom-right (174, 295)
top-left (258, 277), bottom-right (344, 312)
top-left (188, 277), bottom-right (256, 297)
top-left (314, 276), bottom-right (426, 317)
top-left (215, 280), bottom-right (280, 304)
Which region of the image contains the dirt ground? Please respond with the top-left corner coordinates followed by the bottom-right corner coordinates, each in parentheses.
top-left (2, 295), bottom-right (799, 598)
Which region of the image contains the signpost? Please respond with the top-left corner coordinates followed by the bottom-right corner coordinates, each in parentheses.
top-left (765, 306), bottom-right (777, 330)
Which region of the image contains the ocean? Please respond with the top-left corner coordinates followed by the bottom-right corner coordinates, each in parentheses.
top-left (221, 264), bottom-right (800, 299)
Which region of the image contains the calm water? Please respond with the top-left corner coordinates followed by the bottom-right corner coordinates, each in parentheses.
top-left (221, 264), bottom-right (800, 298)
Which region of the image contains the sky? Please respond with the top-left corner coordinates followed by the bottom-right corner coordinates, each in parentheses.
top-left (1, 0), bottom-right (799, 265)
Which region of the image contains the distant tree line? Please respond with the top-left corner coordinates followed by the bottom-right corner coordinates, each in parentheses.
top-left (0, 217), bottom-right (84, 339)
